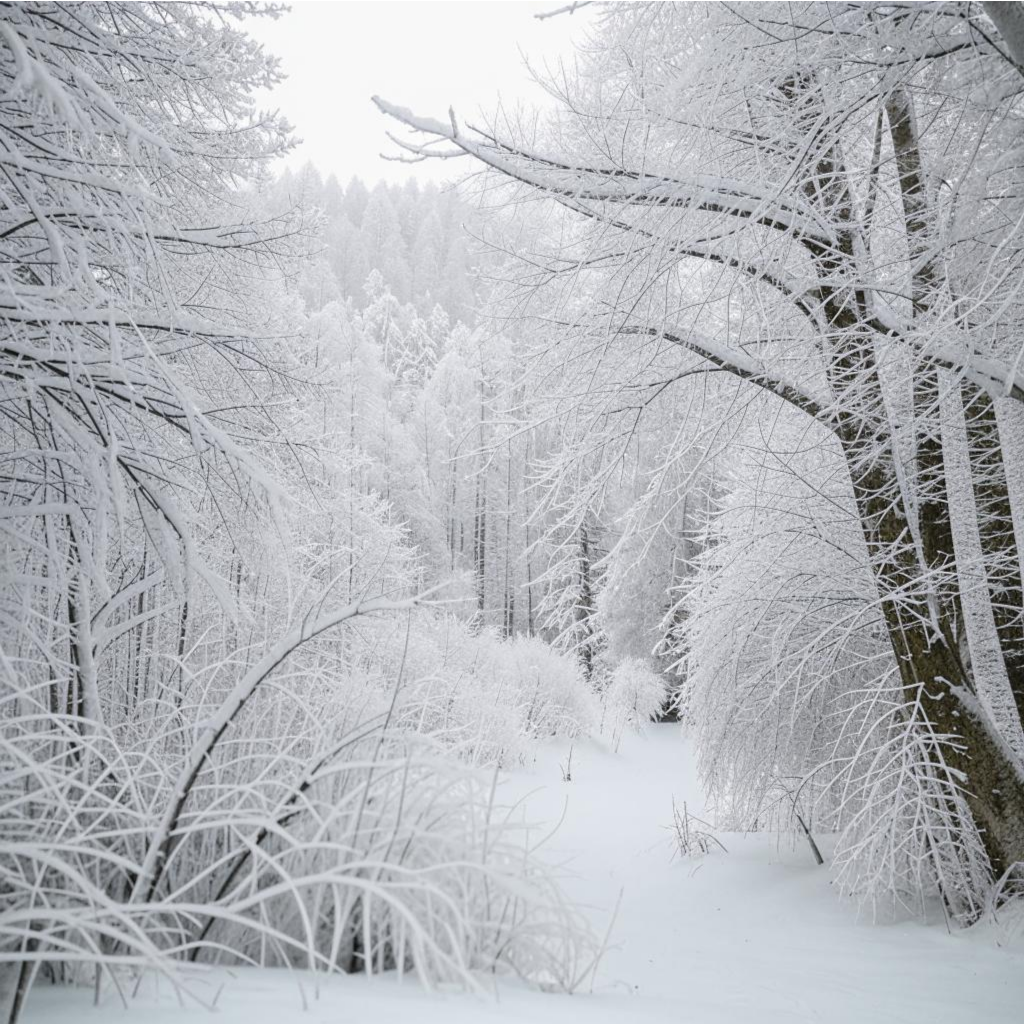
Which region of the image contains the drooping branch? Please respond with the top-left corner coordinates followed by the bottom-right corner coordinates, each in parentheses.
top-left (373, 97), bottom-right (839, 247)
top-left (616, 324), bottom-right (837, 432)
top-left (374, 98), bottom-right (1024, 406)
top-left (130, 589), bottom-right (437, 906)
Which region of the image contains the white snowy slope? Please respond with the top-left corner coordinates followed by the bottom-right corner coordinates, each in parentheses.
top-left (24, 725), bottom-right (1024, 1024)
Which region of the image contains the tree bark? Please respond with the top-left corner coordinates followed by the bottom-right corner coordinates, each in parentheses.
top-left (962, 388), bottom-right (1024, 725)
top-left (885, 84), bottom-right (1024, 737)
top-left (802, 77), bottom-right (1024, 876)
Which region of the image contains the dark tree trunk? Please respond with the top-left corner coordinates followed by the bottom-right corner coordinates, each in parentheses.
top-left (795, 74), bottom-right (1024, 876)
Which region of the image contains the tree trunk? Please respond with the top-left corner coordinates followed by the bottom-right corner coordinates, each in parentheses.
top-left (886, 83), bottom-right (1024, 742)
top-left (576, 518), bottom-right (597, 682)
top-left (798, 74), bottom-right (1024, 876)
top-left (962, 385), bottom-right (1024, 729)
top-left (829, 345), bottom-right (1024, 876)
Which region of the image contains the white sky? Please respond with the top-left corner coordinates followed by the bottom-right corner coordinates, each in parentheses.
top-left (246, 1), bottom-right (590, 185)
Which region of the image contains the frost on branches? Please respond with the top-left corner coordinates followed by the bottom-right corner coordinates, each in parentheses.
top-left (378, 0), bottom-right (1024, 920)
top-left (6, 0), bottom-right (1024, 1018)
top-left (0, 5), bottom-right (601, 1018)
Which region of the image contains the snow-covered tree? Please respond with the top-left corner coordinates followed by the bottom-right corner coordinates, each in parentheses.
top-left (0, 7), bottom-right (598, 1015)
top-left (377, 0), bottom-right (1024, 910)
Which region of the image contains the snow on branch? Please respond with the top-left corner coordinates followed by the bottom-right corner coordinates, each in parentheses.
top-left (617, 324), bottom-right (835, 431)
top-left (131, 588), bottom-right (440, 906)
top-left (372, 97), bottom-right (839, 246)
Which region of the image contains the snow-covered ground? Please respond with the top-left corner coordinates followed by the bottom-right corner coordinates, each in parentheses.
top-left (24, 725), bottom-right (1024, 1023)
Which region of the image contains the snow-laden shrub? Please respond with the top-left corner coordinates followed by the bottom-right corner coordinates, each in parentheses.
top-left (0, 642), bottom-right (599, 1001)
top-left (679, 430), bottom-right (992, 922)
top-left (387, 615), bottom-right (599, 767)
top-left (0, 4), bottom-right (601, 1013)
top-left (601, 658), bottom-right (667, 751)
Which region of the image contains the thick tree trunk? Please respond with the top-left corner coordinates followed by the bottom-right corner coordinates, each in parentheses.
top-left (839, 412), bottom-right (1024, 876)
top-left (778, 79), bottom-right (1019, 876)
top-left (886, 84), bottom-right (1024, 743)
top-left (884, 88), bottom-right (965, 643)
top-left (795, 80), bottom-right (1024, 877)
top-left (818, 287), bottom-right (1024, 874)
top-left (962, 386), bottom-right (1024, 729)
top-left (817, 277), bottom-right (1024, 873)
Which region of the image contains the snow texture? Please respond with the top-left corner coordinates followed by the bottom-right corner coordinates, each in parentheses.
top-left (22, 727), bottom-right (1024, 1024)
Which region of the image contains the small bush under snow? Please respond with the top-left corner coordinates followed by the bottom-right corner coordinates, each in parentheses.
top-left (601, 658), bottom-right (668, 751)
top-left (389, 615), bottom-right (599, 767)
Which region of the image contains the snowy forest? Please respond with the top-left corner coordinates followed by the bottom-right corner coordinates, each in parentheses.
top-left (2, 3), bottom-right (1024, 1022)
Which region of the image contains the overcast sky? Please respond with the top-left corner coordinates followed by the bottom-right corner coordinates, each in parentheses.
top-left (246, 2), bottom-right (590, 186)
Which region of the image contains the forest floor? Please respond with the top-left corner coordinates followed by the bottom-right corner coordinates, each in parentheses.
top-left (23, 725), bottom-right (1024, 1023)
